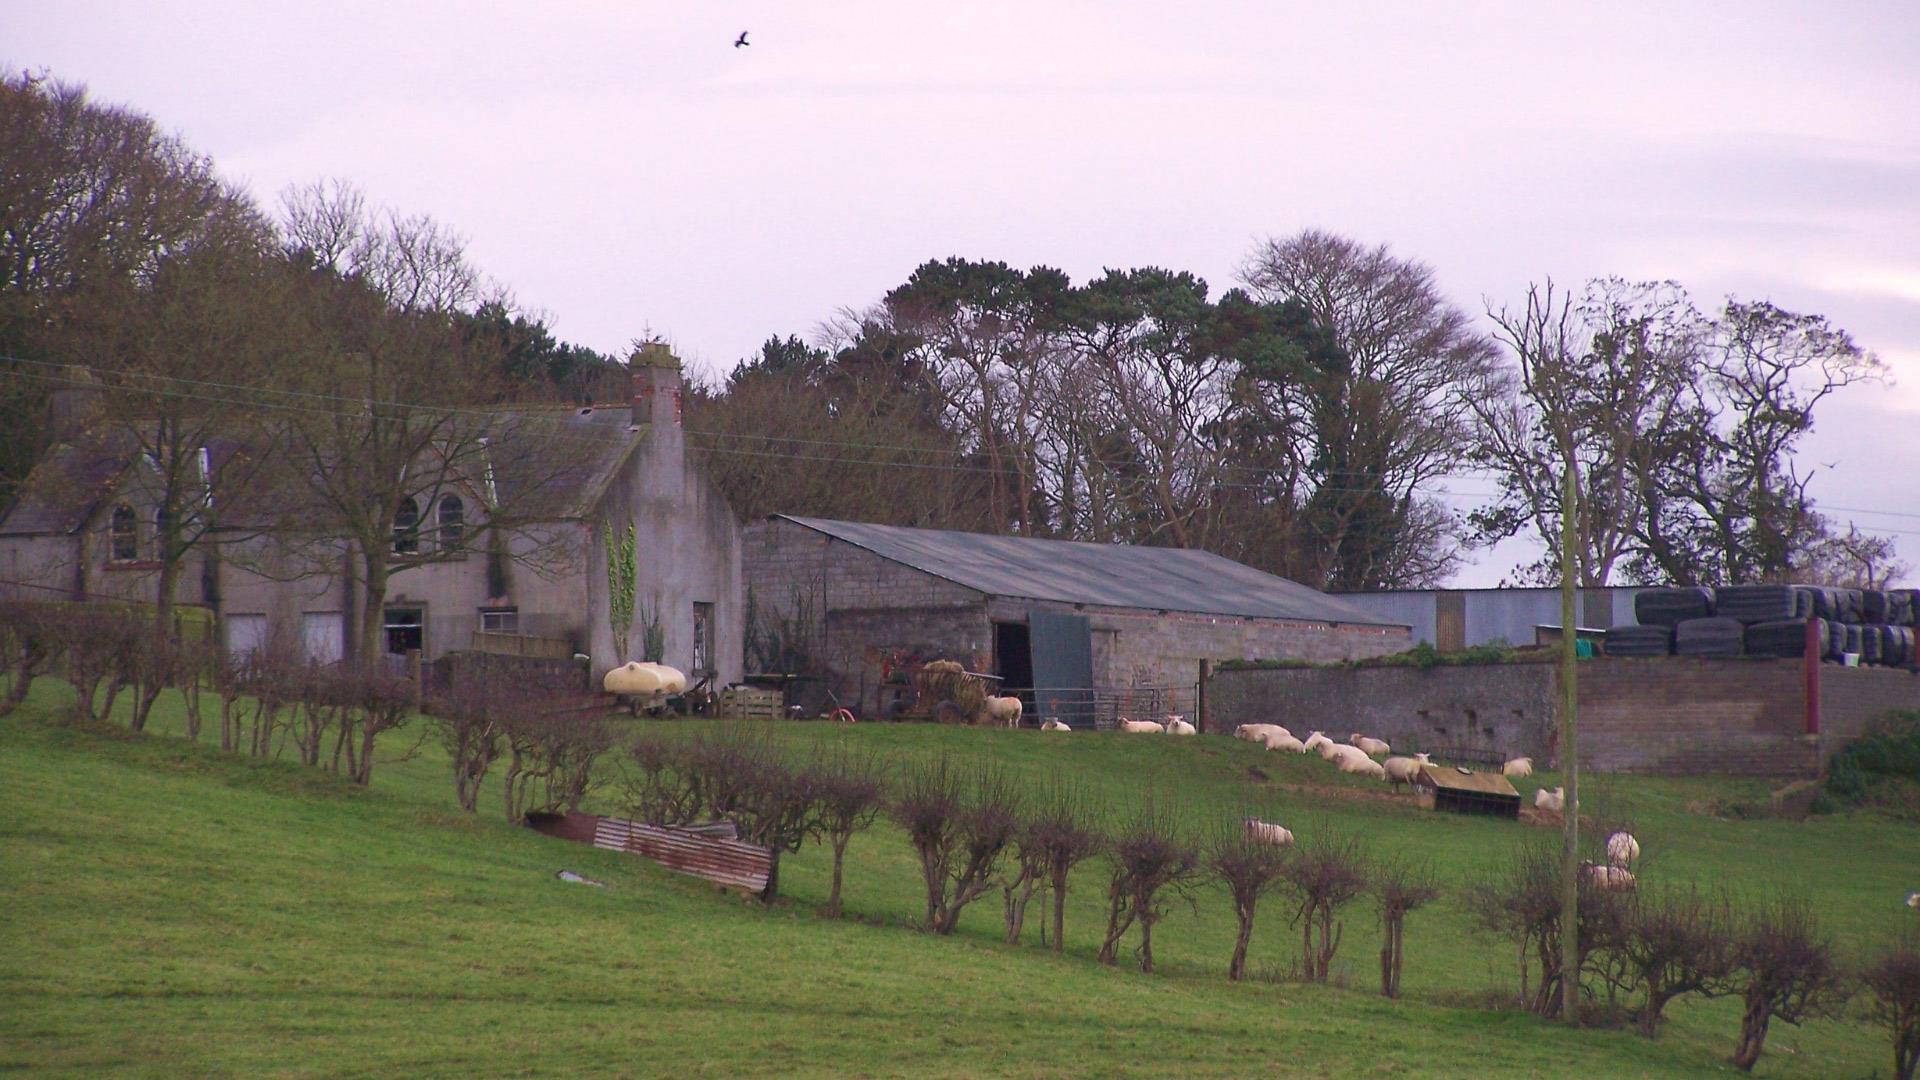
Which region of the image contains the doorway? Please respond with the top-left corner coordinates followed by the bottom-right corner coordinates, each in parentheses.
top-left (994, 621), bottom-right (1033, 695)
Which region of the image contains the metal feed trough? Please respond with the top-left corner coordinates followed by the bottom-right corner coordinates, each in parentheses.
top-left (1410, 765), bottom-right (1522, 820)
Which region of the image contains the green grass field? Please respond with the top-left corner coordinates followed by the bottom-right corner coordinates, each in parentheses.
top-left (3, 680), bottom-right (1915, 1078)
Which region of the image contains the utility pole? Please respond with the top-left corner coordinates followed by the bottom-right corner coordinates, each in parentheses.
top-left (1558, 448), bottom-right (1581, 1025)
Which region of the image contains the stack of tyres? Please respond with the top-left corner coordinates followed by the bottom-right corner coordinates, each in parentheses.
top-left (1633, 587), bottom-right (1714, 627)
top-left (1674, 617), bottom-right (1745, 657)
top-left (1744, 617), bottom-right (1828, 658)
top-left (1604, 625), bottom-right (1674, 657)
top-left (1863, 589), bottom-right (1890, 624)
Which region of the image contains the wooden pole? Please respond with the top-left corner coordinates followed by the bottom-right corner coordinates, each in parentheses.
top-left (1558, 450), bottom-right (1581, 1025)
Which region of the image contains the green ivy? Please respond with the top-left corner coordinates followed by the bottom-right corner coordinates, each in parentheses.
top-left (604, 521), bottom-right (637, 663)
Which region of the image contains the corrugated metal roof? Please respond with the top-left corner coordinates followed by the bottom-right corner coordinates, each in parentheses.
top-left (1414, 765), bottom-right (1520, 797)
top-left (778, 516), bottom-right (1405, 626)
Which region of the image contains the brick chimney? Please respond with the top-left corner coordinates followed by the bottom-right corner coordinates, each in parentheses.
top-left (629, 342), bottom-right (683, 431)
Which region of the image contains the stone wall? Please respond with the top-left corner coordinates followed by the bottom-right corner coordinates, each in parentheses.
top-left (1208, 655), bottom-right (1920, 777)
top-left (1207, 661), bottom-right (1558, 759)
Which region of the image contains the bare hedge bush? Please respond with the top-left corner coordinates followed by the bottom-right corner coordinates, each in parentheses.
top-left (1097, 801), bottom-right (1201, 973)
top-left (1728, 895), bottom-right (1848, 1071)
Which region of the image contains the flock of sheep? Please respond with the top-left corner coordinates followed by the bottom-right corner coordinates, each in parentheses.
top-left (1219, 722), bottom-right (1641, 889)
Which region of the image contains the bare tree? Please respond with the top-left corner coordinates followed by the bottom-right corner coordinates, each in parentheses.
top-left (1239, 230), bottom-right (1498, 589)
top-left (264, 181), bottom-right (576, 668)
top-left (1615, 883), bottom-right (1737, 1037)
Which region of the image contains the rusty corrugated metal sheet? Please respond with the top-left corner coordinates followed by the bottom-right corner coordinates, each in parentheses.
top-left (529, 811), bottom-right (773, 896)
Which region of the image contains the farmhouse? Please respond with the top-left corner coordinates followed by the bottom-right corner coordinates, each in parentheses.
top-left (0, 348), bottom-right (744, 687)
top-left (742, 515), bottom-right (1411, 727)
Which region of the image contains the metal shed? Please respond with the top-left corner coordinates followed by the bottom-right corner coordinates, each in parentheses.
top-left (1411, 765), bottom-right (1522, 820)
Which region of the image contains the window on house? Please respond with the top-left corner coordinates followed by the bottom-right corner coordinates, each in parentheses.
top-left (384, 607), bottom-right (424, 655)
top-left (109, 504), bottom-right (139, 562)
top-left (480, 606), bottom-right (518, 633)
top-left (392, 497), bottom-right (420, 555)
top-left (691, 601), bottom-right (715, 674)
top-left (437, 494), bottom-right (465, 550)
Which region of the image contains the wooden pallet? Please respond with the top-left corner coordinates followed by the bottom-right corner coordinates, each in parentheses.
top-left (717, 686), bottom-right (783, 721)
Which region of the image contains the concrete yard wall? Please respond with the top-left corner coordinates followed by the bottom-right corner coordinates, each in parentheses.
top-left (1208, 655), bottom-right (1920, 777)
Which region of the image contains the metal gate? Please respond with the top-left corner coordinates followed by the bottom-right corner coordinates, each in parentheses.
top-left (1029, 611), bottom-right (1094, 728)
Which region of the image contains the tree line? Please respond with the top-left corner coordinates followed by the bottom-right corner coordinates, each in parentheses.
top-left (2, 68), bottom-right (1899, 616)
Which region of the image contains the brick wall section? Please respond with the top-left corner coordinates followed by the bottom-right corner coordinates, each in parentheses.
top-left (1208, 662), bottom-right (1558, 759)
top-left (1817, 664), bottom-right (1920, 757)
top-left (1575, 658), bottom-right (1816, 776)
top-left (1209, 655), bottom-right (1920, 777)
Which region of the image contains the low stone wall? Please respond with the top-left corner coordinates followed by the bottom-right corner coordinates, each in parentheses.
top-left (1207, 656), bottom-right (1920, 777)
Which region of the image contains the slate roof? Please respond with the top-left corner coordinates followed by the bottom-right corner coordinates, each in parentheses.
top-left (776, 516), bottom-right (1405, 627)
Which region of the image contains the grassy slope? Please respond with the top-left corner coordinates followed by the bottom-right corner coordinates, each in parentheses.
top-left (2, 681), bottom-right (1913, 1078)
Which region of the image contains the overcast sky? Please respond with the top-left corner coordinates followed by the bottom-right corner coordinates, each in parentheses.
top-left (10, 2), bottom-right (1920, 585)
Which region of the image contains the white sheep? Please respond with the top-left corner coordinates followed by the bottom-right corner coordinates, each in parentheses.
top-left (1236, 723), bottom-right (1292, 742)
top-left (1581, 863), bottom-right (1637, 891)
top-left (983, 695), bottom-right (1025, 728)
top-left (1118, 718), bottom-right (1165, 734)
top-left (1165, 718), bottom-right (1197, 736)
top-left (1382, 756), bottom-right (1424, 789)
top-left (1265, 733), bottom-right (1306, 754)
top-left (1243, 818), bottom-right (1294, 846)
top-left (1907, 891), bottom-right (1919, 910)
top-left (1304, 731), bottom-right (1340, 759)
top-left (1350, 734), bottom-right (1391, 757)
top-left (1412, 752), bottom-right (1431, 764)
top-left (1040, 718), bottom-right (1071, 732)
top-left (1503, 756), bottom-right (1534, 778)
top-left (1330, 744), bottom-right (1386, 778)
top-left (1606, 831), bottom-right (1640, 868)
top-left (1533, 787), bottom-right (1565, 813)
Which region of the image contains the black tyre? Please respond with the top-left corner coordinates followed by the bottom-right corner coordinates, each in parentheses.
top-left (1744, 618), bottom-right (1823, 658)
top-left (1675, 616), bottom-right (1746, 656)
top-left (1863, 589), bottom-right (1889, 625)
top-left (1604, 625), bottom-right (1674, 657)
top-left (1714, 584), bottom-right (1799, 625)
top-left (1633, 587), bottom-right (1714, 627)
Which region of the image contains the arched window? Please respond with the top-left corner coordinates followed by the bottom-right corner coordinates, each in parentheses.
top-left (392, 496), bottom-right (420, 555)
top-left (109, 504), bottom-right (139, 562)
top-left (437, 495), bottom-right (465, 550)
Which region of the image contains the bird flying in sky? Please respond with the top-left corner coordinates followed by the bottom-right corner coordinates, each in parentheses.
top-left (734, 31), bottom-right (749, 48)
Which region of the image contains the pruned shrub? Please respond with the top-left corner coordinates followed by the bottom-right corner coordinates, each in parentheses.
top-left (893, 758), bottom-right (1021, 935)
top-left (1468, 842), bottom-right (1567, 1014)
top-left (1614, 883), bottom-right (1736, 1037)
top-left (1373, 856), bottom-right (1440, 998)
top-left (1727, 895), bottom-right (1849, 1071)
top-left (502, 709), bottom-right (612, 823)
top-left (1097, 800), bottom-right (1201, 973)
top-left (0, 601), bottom-right (60, 714)
top-left (1208, 820), bottom-right (1290, 981)
top-left (1280, 830), bottom-right (1368, 984)
top-left (1863, 934), bottom-right (1920, 1080)
top-left (807, 746), bottom-right (886, 917)
top-left (1002, 784), bottom-right (1102, 947)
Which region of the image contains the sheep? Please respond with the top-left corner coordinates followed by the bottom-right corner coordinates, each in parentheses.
top-left (1341, 755), bottom-right (1389, 780)
top-left (1533, 787), bottom-right (1565, 813)
top-left (1606, 831), bottom-right (1640, 868)
top-left (1350, 734), bottom-right (1391, 757)
top-left (1265, 733), bottom-right (1306, 754)
top-left (1118, 718), bottom-right (1165, 734)
top-left (1303, 731), bottom-right (1340, 759)
top-left (983, 695), bottom-right (1024, 728)
top-left (1581, 863), bottom-right (1637, 891)
top-left (1382, 755), bottom-right (1424, 789)
top-left (1503, 756), bottom-right (1534, 778)
top-left (1907, 891), bottom-right (1919, 910)
top-left (1235, 723), bottom-right (1292, 742)
top-left (1040, 718), bottom-right (1071, 732)
top-left (1412, 752), bottom-right (1431, 764)
top-left (1243, 818), bottom-right (1295, 846)
top-left (1165, 718), bottom-right (1197, 736)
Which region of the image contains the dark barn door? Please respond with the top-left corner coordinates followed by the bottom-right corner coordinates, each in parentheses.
top-left (1029, 612), bottom-right (1093, 728)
